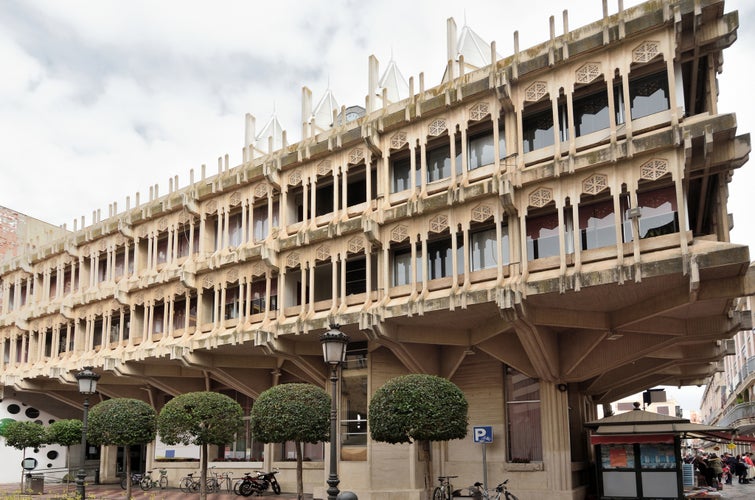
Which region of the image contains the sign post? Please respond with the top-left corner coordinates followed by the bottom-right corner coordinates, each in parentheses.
top-left (473, 426), bottom-right (493, 493)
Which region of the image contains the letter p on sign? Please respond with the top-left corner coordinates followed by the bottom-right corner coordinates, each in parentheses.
top-left (473, 426), bottom-right (493, 443)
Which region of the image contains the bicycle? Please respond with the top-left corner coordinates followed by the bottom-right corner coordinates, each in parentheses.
top-left (467, 479), bottom-right (518, 500)
top-left (120, 471), bottom-right (143, 490)
top-left (216, 470), bottom-right (234, 492)
top-left (432, 475), bottom-right (457, 500)
top-left (178, 472), bottom-right (200, 493)
top-left (140, 469), bottom-right (169, 490)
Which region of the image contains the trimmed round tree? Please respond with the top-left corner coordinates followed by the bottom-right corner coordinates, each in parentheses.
top-left (369, 374), bottom-right (468, 497)
top-left (87, 399), bottom-right (156, 499)
top-left (1, 420), bottom-right (47, 490)
top-left (46, 419), bottom-right (83, 490)
top-left (251, 383), bottom-right (330, 500)
top-left (157, 391), bottom-right (243, 500)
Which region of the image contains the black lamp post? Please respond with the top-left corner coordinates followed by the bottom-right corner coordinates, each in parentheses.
top-left (74, 366), bottom-right (100, 500)
top-left (320, 325), bottom-right (349, 500)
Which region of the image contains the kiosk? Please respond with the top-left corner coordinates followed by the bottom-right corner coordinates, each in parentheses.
top-left (585, 403), bottom-right (736, 499)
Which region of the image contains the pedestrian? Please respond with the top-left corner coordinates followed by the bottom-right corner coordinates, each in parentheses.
top-left (708, 453), bottom-right (723, 489)
top-left (745, 452), bottom-right (755, 482)
top-left (734, 455), bottom-right (749, 484)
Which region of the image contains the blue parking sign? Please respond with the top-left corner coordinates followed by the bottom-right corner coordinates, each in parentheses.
top-left (473, 425), bottom-right (493, 443)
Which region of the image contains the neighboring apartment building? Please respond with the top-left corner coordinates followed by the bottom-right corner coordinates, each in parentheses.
top-left (1, 1), bottom-right (753, 499)
top-left (701, 296), bottom-right (755, 455)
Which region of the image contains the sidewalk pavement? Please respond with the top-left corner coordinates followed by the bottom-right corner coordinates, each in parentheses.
top-left (0, 482), bottom-right (315, 499)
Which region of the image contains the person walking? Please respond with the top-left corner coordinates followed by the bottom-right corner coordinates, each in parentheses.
top-left (734, 455), bottom-right (749, 484)
top-left (708, 453), bottom-right (723, 489)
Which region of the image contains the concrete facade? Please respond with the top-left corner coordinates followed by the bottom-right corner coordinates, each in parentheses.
top-left (1, 1), bottom-right (754, 498)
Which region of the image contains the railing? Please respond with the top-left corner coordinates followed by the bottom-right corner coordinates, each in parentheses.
top-left (718, 402), bottom-right (755, 429)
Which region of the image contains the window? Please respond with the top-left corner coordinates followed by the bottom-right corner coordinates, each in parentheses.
top-left (637, 186), bottom-right (678, 239)
top-left (153, 303), bottom-right (165, 334)
top-left (523, 108), bottom-right (554, 153)
top-left (471, 225), bottom-right (509, 271)
top-left (49, 272), bottom-right (57, 299)
top-left (176, 223), bottom-right (196, 257)
top-left (228, 212), bottom-right (244, 247)
top-left (579, 199), bottom-right (616, 250)
top-left (346, 167), bottom-right (377, 207)
top-left (156, 236), bottom-right (169, 265)
top-left (614, 81), bottom-right (626, 125)
top-left (427, 236), bottom-right (461, 280)
top-left (98, 255), bottom-right (108, 282)
top-left (173, 296), bottom-right (196, 330)
top-left (315, 183), bottom-right (334, 216)
top-left (43, 329), bottom-right (52, 357)
top-left (250, 279), bottom-right (277, 314)
top-left (467, 127), bottom-right (506, 170)
top-left (573, 88), bottom-right (610, 137)
top-left (224, 287), bottom-right (240, 320)
top-left (345, 257), bottom-right (366, 295)
top-left (93, 318), bottom-right (103, 348)
top-left (114, 251), bottom-right (125, 279)
top-left (526, 212), bottom-right (560, 260)
top-left (393, 247), bottom-right (421, 286)
top-left (109, 315), bottom-right (120, 344)
top-left (629, 71), bottom-right (670, 120)
top-left (427, 143), bottom-right (452, 183)
top-left (341, 342), bottom-right (368, 459)
top-left (391, 156), bottom-right (415, 193)
top-left (253, 202), bottom-right (279, 241)
top-left (505, 366), bottom-right (542, 462)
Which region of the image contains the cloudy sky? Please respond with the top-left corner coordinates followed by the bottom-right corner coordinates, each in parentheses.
top-left (0, 1), bottom-right (752, 408)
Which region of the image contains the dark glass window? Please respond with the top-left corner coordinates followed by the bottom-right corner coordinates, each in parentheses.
top-left (523, 108), bottom-right (554, 153)
top-left (574, 90), bottom-right (610, 137)
top-left (629, 71), bottom-right (670, 120)
top-left (427, 143), bottom-right (452, 182)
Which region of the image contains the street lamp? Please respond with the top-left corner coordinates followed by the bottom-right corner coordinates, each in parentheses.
top-left (320, 325), bottom-right (349, 500)
top-left (74, 366), bottom-right (100, 500)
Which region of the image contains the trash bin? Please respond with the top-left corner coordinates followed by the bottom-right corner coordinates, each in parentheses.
top-left (27, 473), bottom-right (44, 494)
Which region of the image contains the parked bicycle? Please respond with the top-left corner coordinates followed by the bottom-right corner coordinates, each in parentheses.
top-left (140, 468), bottom-right (169, 490)
top-left (465, 479), bottom-right (518, 500)
top-left (179, 472), bottom-right (200, 493)
top-left (120, 471), bottom-right (143, 490)
top-left (432, 475), bottom-right (457, 500)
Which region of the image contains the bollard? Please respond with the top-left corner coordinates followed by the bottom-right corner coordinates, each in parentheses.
top-left (336, 492), bottom-right (358, 500)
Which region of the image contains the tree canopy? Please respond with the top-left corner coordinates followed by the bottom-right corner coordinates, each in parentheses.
top-left (157, 391), bottom-right (243, 447)
top-left (46, 419), bottom-right (83, 447)
top-left (368, 374), bottom-right (468, 444)
top-left (251, 383), bottom-right (330, 500)
top-left (87, 398), bottom-right (156, 447)
top-left (251, 383), bottom-right (330, 444)
top-left (1, 420), bottom-right (46, 450)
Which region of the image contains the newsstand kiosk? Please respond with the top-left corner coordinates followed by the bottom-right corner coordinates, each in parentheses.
top-left (585, 403), bottom-right (733, 499)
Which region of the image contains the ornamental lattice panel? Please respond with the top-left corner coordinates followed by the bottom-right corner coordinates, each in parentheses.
top-left (528, 187), bottom-right (554, 208)
top-left (429, 215), bottom-right (449, 233)
top-left (254, 183), bottom-right (268, 199)
top-left (525, 81), bottom-right (548, 102)
top-left (348, 237), bottom-right (365, 254)
top-left (582, 174), bottom-right (609, 195)
top-left (316, 245), bottom-right (330, 261)
top-left (348, 148), bottom-right (365, 165)
top-left (632, 41), bottom-right (660, 63)
top-left (229, 191), bottom-right (242, 206)
top-left (391, 225), bottom-right (409, 242)
top-left (317, 160), bottom-right (332, 176)
top-left (639, 158), bottom-right (668, 181)
top-left (428, 119), bottom-right (447, 137)
top-left (391, 131), bottom-right (408, 150)
top-left (576, 63), bottom-right (601, 84)
top-left (471, 204), bottom-right (494, 222)
top-left (469, 102), bottom-right (490, 121)
top-left (286, 252), bottom-right (300, 268)
top-left (288, 169), bottom-right (302, 186)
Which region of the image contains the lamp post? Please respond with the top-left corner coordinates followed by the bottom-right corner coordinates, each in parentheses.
top-left (74, 367), bottom-right (100, 500)
top-left (320, 325), bottom-right (349, 500)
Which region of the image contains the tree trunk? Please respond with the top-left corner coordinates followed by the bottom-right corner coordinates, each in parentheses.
top-left (199, 442), bottom-right (208, 500)
top-left (65, 445), bottom-right (71, 493)
top-left (125, 445), bottom-right (132, 500)
top-left (296, 441), bottom-right (304, 500)
top-left (20, 448), bottom-right (26, 493)
top-left (420, 440), bottom-right (433, 500)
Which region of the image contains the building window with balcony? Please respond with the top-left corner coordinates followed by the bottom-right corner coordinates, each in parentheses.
top-left (391, 153), bottom-right (419, 193)
top-left (341, 342), bottom-right (368, 461)
top-left (628, 70), bottom-right (670, 120)
top-left (345, 256), bottom-right (367, 295)
top-left (579, 198), bottom-right (616, 251)
top-left (427, 141), bottom-right (452, 183)
top-left (637, 185), bottom-right (678, 239)
top-left (527, 209), bottom-right (574, 260)
top-left (315, 182), bottom-right (334, 216)
top-left (505, 366), bottom-right (542, 462)
top-left (427, 236), bottom-right (463, 280)
top-left (253, 202), bottom-right (279, 241)
top-left (224, 287), bottom-right (241, 320)
top-left (573, 86), bottom-right (610, 137)
top-left (393, 245), bottom-right (421, 287)
top-left (470, 224), bottom-right (509, 271)
top-left (467, 125), bottom-right (506, 170)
